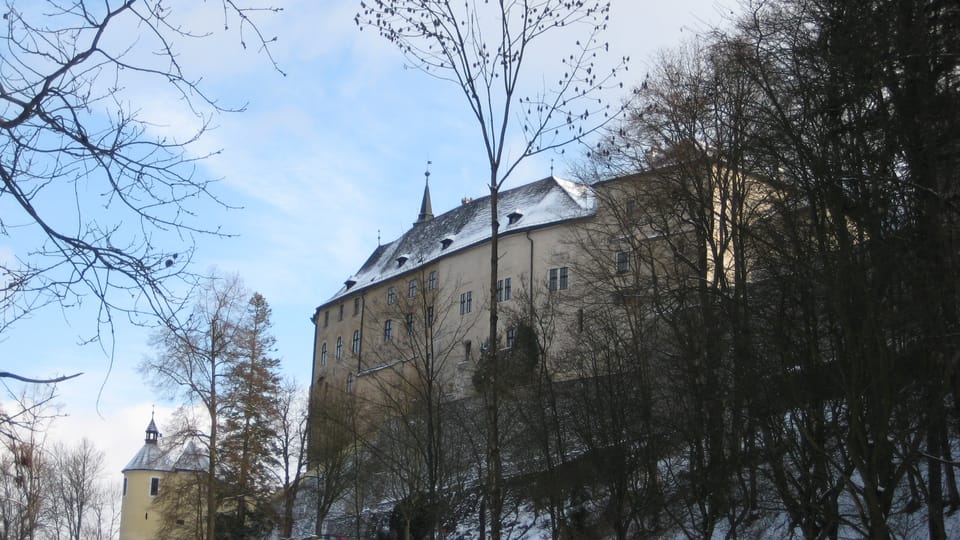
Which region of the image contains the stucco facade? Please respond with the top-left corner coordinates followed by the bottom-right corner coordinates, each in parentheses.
top-left (310, 175), bottom-right (595, 403)
top-left (119, 418), bottom-right (167, 540)
top-left (119, 417), bottom-right (209, 540)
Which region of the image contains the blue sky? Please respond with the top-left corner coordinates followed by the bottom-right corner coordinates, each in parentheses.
top-left (1, 0), bottom-right (731, 478)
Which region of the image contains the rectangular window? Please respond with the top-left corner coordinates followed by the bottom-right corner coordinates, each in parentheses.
top-left (336, 336), bottom-right (343, 359)
top-left (506, 327), bottom-right (516, 349)
top-left (406, 313), bottom-right (414, 336)
top-left (354, 297), bottom-right (361, 316)
top-left (460, 291), bottom-right (472, 315)
top-left (123, 477), bottom-right (127, 497)
top-left (320, 343), bottom-right (327, 366)
top-left (428, 271), bottom-right (437, 290)
top-left (150, 477), bottom-right (160, 497)
top-left (324, 310), bottom-right (329, 328)
top-left (346, 373), bottom-right (354, 393)
top-left (387, 287), bottom-right (396, 305)
top-left (352, 330), bottom-right (361, 354)
top-left (616, 251), bottom-right (629, 274)
top-left (496, 277), bottom-right (512, 301)
top-left (408, 279), bottom-right (417, 298)
top-left (549, 268), bottom-right (568, 291)
top-left (384, 320), bottom-right (392, 341)
top-left (427, 305), bottom-right (434, 326)
top-left (338, 304), bottom-right (344, 321)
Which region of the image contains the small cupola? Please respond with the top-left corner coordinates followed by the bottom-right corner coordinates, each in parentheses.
top-left (145, 413), bottom-right (160, 444)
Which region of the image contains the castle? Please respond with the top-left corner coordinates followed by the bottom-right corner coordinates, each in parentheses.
top-left (308, 165), bottom-right (758, 402)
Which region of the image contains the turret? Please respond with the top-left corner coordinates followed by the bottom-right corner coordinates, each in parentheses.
top-left (145, 415), bottom-right (159, 444)
top-left (119, 413), bottom-right (168, 540)
top-left (415, 162), bottom-right (434, 225)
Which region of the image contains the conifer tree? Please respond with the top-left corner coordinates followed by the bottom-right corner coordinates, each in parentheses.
top-left (219, 293), bottom-right (283, 537)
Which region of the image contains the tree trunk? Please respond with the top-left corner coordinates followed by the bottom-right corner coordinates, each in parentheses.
top-left (485, 179), bottom-right (503, 540)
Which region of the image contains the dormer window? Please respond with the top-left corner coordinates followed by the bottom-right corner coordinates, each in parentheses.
top-left (441, 236), bottom-right (454, 250)
top-left (396, 254), bottom-right (409, 267)
top-left (507, 210), bottom-right (523, 225)
top-left (345, 276), bottom-right (358, 289)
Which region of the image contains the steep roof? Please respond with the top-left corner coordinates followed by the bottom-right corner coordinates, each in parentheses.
top-left (122, 442), bottom-right (171, 472)
top-left (172, 440), bottom-right (208, 472)
top-left (321, 176), bottom-right (595, 308)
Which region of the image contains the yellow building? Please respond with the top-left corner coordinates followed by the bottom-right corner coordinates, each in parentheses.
top-left (310, 173), bottom-right (596, 403)
top-left (309, 166), bottom-right (772, 404)
top-left (119, 416), bottom-right (208, 540)
top-left (119, 416), bottom-right (167, 540)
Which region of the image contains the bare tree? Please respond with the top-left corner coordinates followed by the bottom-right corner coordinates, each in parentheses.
top-left (723, 0), bottom-right (960, 536)
top-left (141, 272), bottom-right (250, 540)
top-left (354, 2), bottom-right (625, 535)
top-left (46, 438), bottom-right (109, 540)
top-left (273, 380), bottom-right (309, 539)
top-left (307, 384), bottom-right (358, 537)
top-left (0, 385), bottom-right (57, 540)
top-left (356, 269), bottom-right (477, 538)
top-left (0, 0), bottom-right (280, 381)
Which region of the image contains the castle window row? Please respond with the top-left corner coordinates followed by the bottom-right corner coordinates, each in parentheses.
top-left (323, 297), bottom-right (363, 328)
top-left (320, 330), bottom-right (363, 366)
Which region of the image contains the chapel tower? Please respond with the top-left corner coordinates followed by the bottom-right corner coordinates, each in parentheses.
top-left (118, 414), bottom-right (167, 540)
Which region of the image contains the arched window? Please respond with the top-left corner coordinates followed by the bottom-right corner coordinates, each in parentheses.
top-left (335, 336), bottom-right (343, 360)
top-left (352, 330), bottom-right (361, 353)
top-left (320, 342), bottom-right (327, 366)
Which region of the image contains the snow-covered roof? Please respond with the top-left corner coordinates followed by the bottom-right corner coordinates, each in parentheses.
top-left (122, 439), bottom-right (208, 473)
top-left (321, 176), bottom-right (595, 307)
top-left (172, 440), bottom-right (208, 472)
top-left (122, 442), bottom-right (171, 472)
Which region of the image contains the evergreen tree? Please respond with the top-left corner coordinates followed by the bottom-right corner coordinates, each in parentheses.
top-left (219, 293), bottom-right (282, 538)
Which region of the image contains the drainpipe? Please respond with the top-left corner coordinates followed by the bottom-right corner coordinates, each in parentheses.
top-left (526, 231), bottom-right (535, 320)
top-left (358, 294), bottom-right (366, 372)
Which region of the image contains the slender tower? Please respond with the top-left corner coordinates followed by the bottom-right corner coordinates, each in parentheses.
top-left (415, 161), bottom-right (434, 225)
top-left (119, 414), bottom-right (168, 540)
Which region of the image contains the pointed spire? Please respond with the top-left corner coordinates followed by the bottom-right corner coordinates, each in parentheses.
top-left (145, 408), bottom-right (160, 445)
top-left (415, 161), bottom-right (434, 225)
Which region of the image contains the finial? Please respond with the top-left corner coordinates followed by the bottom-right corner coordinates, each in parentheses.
top-left (425, 160), bottom-right (432, 185)
top-left (550, 158), bottom-right (555, 176)
top-left (377, 229), bottom-right (381, 246)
